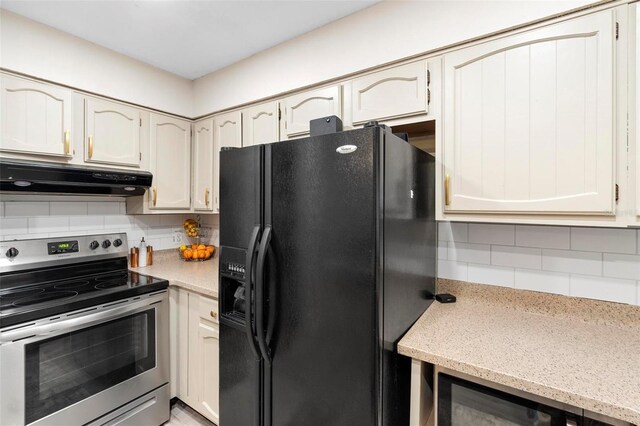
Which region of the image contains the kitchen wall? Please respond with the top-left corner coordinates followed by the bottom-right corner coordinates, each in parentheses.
top-left (0, 10), bottom-right (194, 117)
top-left (0, 200), bottom-right (218, 251)
top-left (193, 0), bottom-right (598, 115)
top-left (439, 222), bottom-right (640, 306)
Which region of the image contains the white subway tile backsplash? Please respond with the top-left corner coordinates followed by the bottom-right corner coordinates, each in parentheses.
top-left (468, 224), bottom-right (515, 245)
top-left (50, 202), bottom-right (88, 216)
top-left (467, 264), bottom-right (514, 287)
top-left (603, 253), bottom-right (640, 280)
top-left (87, 202), bottom-right (121, 215)
top-left (104, 215), bottom-right (135, 229)
top-left (438, 222), bottom-right (468, 242)
top-left (70, 216), bottom-right (105, 231)
top-left (28, 216), bottom-right (69, 233)
top-left (492, 245), bottom-right (541, 269)
top-left (447, 242), bottom-right (490, 264)
top-left (6, 202), bottom-right (49, 217)
top-left (438, 260), bottom-right (468, 281)
top-left (542, 249), bottom-right (601, 276)
top-left (515, 269), bottom-right (570, 295)
top-left (571, 227), bottom-right (636, 254)
top-left (0, 217), bottom-right (28, 236)
top-left (515, 225), bottom-right (570, 249)
top-left (570, 275), bottom-right (637, 305)
top-left (437, 243), bottom-right (447, 260)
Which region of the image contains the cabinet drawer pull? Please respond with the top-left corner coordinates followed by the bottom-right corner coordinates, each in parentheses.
top-left (64, 130), bottom-right (70, 155)
top-left (88, 135), bottom-right (94, 159)
top-left (205, 188), bottom-right (210, 207)
top-left (210, 310), bottom-right (217, 320)
top-left (445, 174), bottom-right (451, 206)
top-left (152, 187), bottom-right (157, 207)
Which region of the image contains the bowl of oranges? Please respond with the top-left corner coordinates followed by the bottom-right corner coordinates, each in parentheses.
top-left (179, 243), bottom-right (215, 262)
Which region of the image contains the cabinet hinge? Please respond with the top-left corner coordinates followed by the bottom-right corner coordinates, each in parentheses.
top-left (139, 118), bottom-right (142, 127)
top-left (427, 88), bottom-right (431, 105)
top-left (615, 184), bottom-right (619, 203)
top-left (427, 69), bottom-right (431, 86)
top-left (278, 108), bottom-right (282, 121)
top-left (139, 152), bottom-right (142, 161)
top-left (615, 22), bottom-right (619, 40)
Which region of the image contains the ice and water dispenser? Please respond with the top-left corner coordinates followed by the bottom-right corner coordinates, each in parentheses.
top-left (220, 246), bottom-right (248, 323)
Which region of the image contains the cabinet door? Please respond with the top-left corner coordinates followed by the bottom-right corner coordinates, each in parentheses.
top-left (213, 111), bottom-right (242, 213)
top-left (283, 85), bottom-right (342, 139)
top-left (351, 61), bottom-right (427, 124)
top-left (149, 114), bottom-right (191, 209)
top-left (443, 10), bottom-right (615, 214)
top-left (242, 101), bottom-right (279, 147)
top-left (197, 318), bottom-right (220, 424)
top-left (193, 118), bottom-right (214, 211)
top-left (0, 75), bottom-right (73, 158)
top-left (85, 97), bottom-right (141, 167)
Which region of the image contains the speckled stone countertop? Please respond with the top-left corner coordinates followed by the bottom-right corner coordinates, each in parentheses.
top-left (130, 249), bottom-right (218, 298)
top-left (398, 280), bottom-right (640, 425)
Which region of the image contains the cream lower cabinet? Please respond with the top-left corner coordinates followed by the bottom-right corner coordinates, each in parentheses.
top-left (242, 101), bottom-right (280, 147)
top-left (0, 74), bottom-right (73, 158)
top-left (149, 113), bottom-right (192, 210)
top-left (213, 111), bottom-right (242, 213)
top-left (84, 97), bottom-right (141, 167)
top-left (282, 85), bottom-right (342, 139)
top-left (171, 287), bottom-right (220, 424)
top-left (442, 9), bottom-right (615, 215)
top-left (193, 118), bottom-right (214, 211)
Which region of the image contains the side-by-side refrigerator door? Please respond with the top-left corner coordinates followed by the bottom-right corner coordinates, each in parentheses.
top-left (219, 145), bottom-right (263, 426)
top-left (262, 129), bottom-right (380, 426)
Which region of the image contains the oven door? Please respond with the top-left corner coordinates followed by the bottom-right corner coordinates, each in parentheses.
top-left (0, 291), bottom-right (168, 426)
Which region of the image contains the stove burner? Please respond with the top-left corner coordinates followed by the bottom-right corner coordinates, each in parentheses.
top-left (54, 280), bottom-right (90, 289)
top-left (95, 272), bottom-right (128, 282)
top-left (95, 280), bottom-right (128, 289)
top-left (13, 291), bottom-right (78, 307)
top-left (0, 288), bottom-right (45, 300)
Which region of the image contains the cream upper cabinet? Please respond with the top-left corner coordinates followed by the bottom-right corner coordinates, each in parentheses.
top-left (242, 101), bottom-right (279, 147)
top-left (84, 97), bottom-right (141, 167)
top-left (0, 74), bottom-right (73, 158)
top-left (350, 61), bottom-right (428, 125)
top-left (149, 114), bottom-right (191, 210)
top-left (282, 85), bottom-right (342, 139)
top-left (213, 111), bottom-right (242, 213)
top-left (193, 118), bottom-right (214, 211)
top-left (442, 10), bottom-right (615, 214)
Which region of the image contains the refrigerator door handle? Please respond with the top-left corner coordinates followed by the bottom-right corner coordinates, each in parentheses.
top-left (256, 225), bottom-right (272, 364)
top-left (245, 225), bottom-right (262, 359)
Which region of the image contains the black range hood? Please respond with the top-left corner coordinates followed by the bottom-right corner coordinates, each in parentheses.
top-left (0, 159), bottom-right (153, 196)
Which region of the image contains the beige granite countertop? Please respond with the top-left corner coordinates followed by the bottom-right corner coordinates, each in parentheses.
top-left (130, 249), bottom-right (218, 298)
top-left (398, 280), bottom-right (640, 425)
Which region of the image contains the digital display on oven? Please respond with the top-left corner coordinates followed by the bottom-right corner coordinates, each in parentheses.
top-left (48, 240), bottom-right (79, 255)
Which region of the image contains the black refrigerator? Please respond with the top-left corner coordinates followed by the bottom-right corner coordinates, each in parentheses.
top-left (218, 123), bottom-right (436, 426)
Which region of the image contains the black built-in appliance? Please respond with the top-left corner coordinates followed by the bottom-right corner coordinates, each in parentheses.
top-left (218, 121), bottom-right (436, 426)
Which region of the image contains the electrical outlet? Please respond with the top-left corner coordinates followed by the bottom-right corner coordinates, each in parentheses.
top-left (172, 231), bottom-right (183, 244)
top-left (200, 226), bottom-right (212, 239)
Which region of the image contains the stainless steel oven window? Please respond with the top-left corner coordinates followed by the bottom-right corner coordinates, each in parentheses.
top-left (24, 308), bottom-right (156, 424)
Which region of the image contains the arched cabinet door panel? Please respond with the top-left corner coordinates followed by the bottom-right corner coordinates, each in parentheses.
top-left (213, 111), bottom-right (242, 213)
top-left (283, 85), bottom-right (342, 139)
top-left (442, 10), bottom-right (615, 214)
top-left (193, 118), bottom-right (214, 211)
top-left (149, 114), bottom-right (191, 210)
top-left (1, 74), bottom-right (73, 158)
top-left (242, 101), bottom-right (279, 147)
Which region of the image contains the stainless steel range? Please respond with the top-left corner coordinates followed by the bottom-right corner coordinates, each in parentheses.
top-left (0, 233), bottom-right (170, 426)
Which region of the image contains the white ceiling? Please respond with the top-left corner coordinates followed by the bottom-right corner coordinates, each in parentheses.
top-left (1, 0), bottom-right (380, 80)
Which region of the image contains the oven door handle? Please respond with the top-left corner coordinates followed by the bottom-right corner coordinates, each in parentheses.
top-left (0, 292), bottom-right (167, 344)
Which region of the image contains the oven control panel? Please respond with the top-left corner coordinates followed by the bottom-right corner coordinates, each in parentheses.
top-left (48, 240), bottom-right (79, 255)
top-left (0, 233), bottom-right (129, 273)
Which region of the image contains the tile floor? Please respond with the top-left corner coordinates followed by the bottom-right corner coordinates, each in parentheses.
top-left (164, 400), bottom-right (215, 426)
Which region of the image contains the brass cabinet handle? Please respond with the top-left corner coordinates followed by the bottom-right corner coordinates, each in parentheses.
top-left (88, 135), bottom-right (94, 159)
top-left (445, 174), bottom-right (451, 206)
top-left (152, 187), bottom-right (157, 207)
top-left (210, 310), bottom-right (217, 320)
top-left (205, 188), bottom-right (210, 207)
top-left (64, 130), bottom-right (70, 155)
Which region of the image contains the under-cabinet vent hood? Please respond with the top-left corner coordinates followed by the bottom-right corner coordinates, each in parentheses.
top-left (0, 159), bottom-right (153, 196)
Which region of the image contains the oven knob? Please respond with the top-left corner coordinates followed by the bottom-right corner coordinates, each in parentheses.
top-left (5, 247), bottom-right (19, 258)
top-left (89, 240), bottom-right (100, 250)
top-left (102, 240), bottom-right (111, 249)
top-left (113, 238), bottom-right (123, 247)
